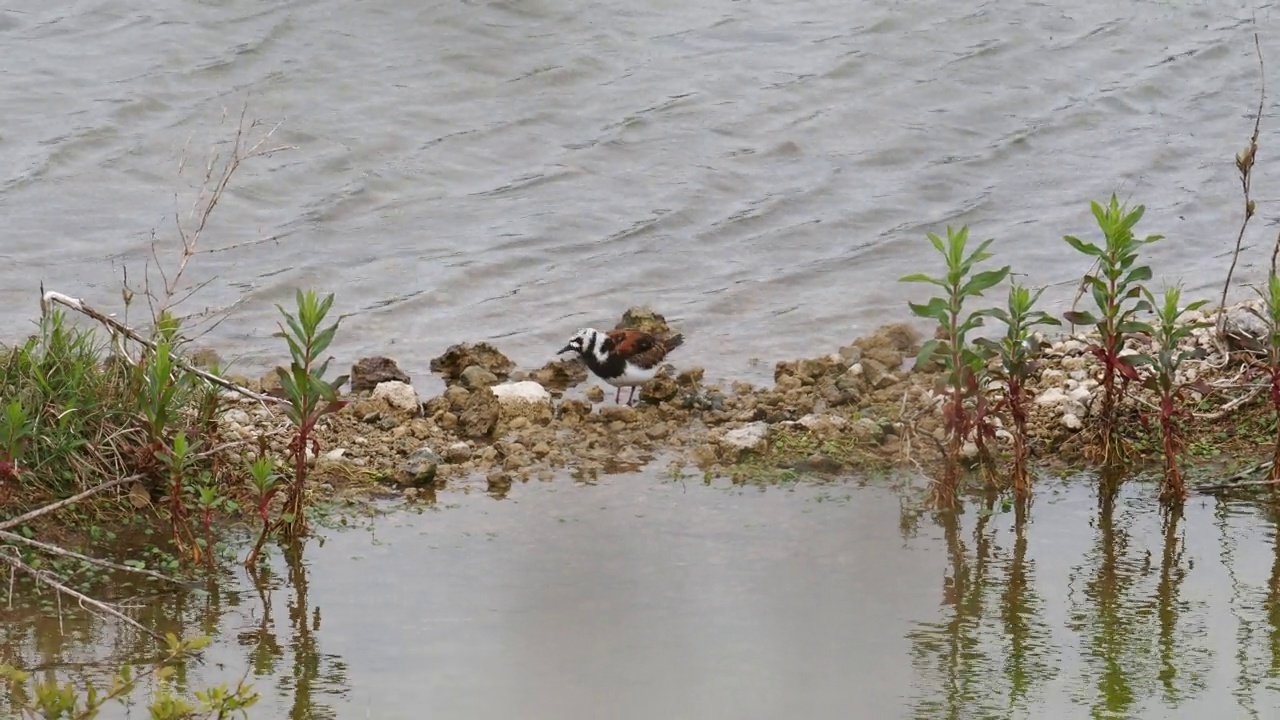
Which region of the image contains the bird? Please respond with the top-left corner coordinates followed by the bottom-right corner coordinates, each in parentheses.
top-left (558, 327), bottom-right (684, 405)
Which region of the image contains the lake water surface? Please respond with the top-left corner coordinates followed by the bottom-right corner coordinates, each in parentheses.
top-left (5, 475), bottom-right (1280, 719)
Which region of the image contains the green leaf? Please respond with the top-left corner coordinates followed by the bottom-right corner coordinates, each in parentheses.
top-left (898, 273), bottom-right (946, 287)
top-left (961, 266), bottom-right (1011, 297)
top-left (926, 232), bottom-right (946, 257)
top-left (1118, 353), bottom-right (1149, 367)
top-left (1116, 321), bottom-right (1152, 334)
top-left (907, 298), bottom-right (950, 324)
top-left (1063, 234), bottom-right (1101, 257)
top-left (1063, 310), bottom-right (1098, 326)
top-left (914, 339), bottom-right (943, 368)
top-left (1121, 265), bottom-right (1152, 286)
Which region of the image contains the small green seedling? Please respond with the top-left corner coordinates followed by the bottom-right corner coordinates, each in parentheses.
top-left (1062, 195), bottom-right (1161, 465)
top-left (1126, 286), bottom-right (1209, 503)
top-left (975, 283), bottom-right (1061, 499)
top-left (274, 289), bottom-right (348, 539)
top-left (901, 225), bottom-right (1010, 505)
top-left (245, 453), bottom-right (283, 567)
top-left (1248, 273), bottom-right (1280, 483)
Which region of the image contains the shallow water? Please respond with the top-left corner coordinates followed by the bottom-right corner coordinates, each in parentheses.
top-left (5, 475), bottom-right (1280, 718)
top-left (1, 2), bottom-right (1278, 388)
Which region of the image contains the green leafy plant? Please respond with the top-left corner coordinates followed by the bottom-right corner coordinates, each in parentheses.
top-left (135, 339), bottom-right (189, 447)
top-left (1126, 287), bottom-right (1209, 503)
top-left (1062, 195), bottom-right (1161, 465)
top-left (975, 283), bottom-right (1061, 499)
top-left (273, 290), bottom-right (348, 539)
top-left (0, 634), bottom-right (259, 719)
top-left (0, 399), bottom-right (33, 484)
top-left (244, 452), bottom-right (284, 567)
top-left (901, 226), bottom-right (1010, 506)
top-left (1248, 274), bottom-right (1280, 483)
top-left (157, 431), bottom-right (201, 563)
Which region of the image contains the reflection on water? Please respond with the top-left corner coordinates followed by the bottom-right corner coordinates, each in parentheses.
top-left (908, 495), bottom-right (1058, 718)
top-left (239, 543), bottom-right (349, 720)
top-left (7, 476), bottom-right (1280, 718)
top-left (0, 539), bottom-right (350, 719)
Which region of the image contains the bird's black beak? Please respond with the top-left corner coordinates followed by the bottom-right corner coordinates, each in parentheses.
top-left (557, 344), bottom-right (575, 355)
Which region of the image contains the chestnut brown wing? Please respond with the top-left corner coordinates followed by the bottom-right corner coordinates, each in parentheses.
top-left (605, 329), bottom-right (656, 358)
top-left (607, 329), bottom-right (681, 370)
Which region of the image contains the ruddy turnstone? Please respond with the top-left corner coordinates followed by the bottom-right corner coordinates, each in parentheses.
top-left (558, 327), bottom-right (684, 405)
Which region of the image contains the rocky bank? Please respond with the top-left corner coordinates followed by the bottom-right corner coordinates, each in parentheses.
top-left (213, 303), bottom-right (1279, 501)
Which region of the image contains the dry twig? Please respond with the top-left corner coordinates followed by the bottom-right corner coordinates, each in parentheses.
top-left (40, 289), bottom-right (281, 406)
top-left (0, 550), bottom-right (167, 644)
top-left (1218, 33), bottom-right (1266, 333)
top-left (0, 530), bottom-right (192, 588)
top-left (0, 475), bottom-right (142, 532)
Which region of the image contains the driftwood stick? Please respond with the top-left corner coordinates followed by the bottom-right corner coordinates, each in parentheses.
top-left (39, 290), bottom-right (281, 405)
top-left (0, 529), bottom-right (193, 588)
top-left (0, 551), bottom-right (167, 644)
top-left (0, 475), bottom-right (141, 532)
top-left (1192, 460), bottom-right (1276, 493)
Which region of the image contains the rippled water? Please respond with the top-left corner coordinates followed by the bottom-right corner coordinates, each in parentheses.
top-left (1, 1), bottom-right (1277, 388)
top-left (6, 477), bottom-right (1280, 718)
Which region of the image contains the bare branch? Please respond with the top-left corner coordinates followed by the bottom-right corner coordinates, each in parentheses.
top-left (40, 290), bottom-right (283, 405)
top-left (0, 551), bottom-right (167, 644)
top-left (1218, 33), bottom-right (1265, 333)
top-left (0, 474), bottom-right (141, 532)
top-left (0, 529), bottom-right (193, 588)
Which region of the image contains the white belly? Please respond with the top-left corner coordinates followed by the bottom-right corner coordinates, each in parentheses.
top-left (602, 364), bottom-right (658, 387)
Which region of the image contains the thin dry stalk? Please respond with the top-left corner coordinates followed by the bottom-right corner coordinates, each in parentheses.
top-left (1218, 33), bottom-right (1266, 332)
top-left (130, 104), bottom-right (294, 338)
top-left (1271, 228), bottom-right (1280, 279)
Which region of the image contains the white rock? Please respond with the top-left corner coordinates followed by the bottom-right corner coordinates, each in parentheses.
top-left (961, 441), bottom-right (979, 459)
top-left (721, 422), bottom-right (770, 452)
top-left (372, 381), bottom-right (420, 412)
top-left (1035, 388), bottom-right (1069, 407)
top-left (1067, 386), bottom-right (1092, 403)
top-left (1061, 340), bottom-right (1086, 355)
top-left (1061, 413), bottom-right (1083, 430)
top-left (323, 448), bottom-right (348, 461)
top-left (1118, 347), bottom-right (1140, 358)
top-left (1063, 400), bottom-right (1087, 419)
top-left (1069, 369), bottom-right (1089, 382)
top-left (1061, 356), bottom-right (1088, 372)
top-left (490, 381), bottom-right (552, 404)
top-left (221, 408), bottom-right (251, 426)
top-left (995, 428), bottom-right (1013, 443)
top-left (443, 441), bottom-right (472, 463)
top-left (1179, 309), bottom-right (1207, 326)
top-left (798, 413), bottom-right (847, 432)
top-left (1039, 369), bottom-right (1067, 387)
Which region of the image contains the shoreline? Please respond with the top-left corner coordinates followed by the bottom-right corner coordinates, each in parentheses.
top-left (209, 300), bottom-right (1275, 503)
top-left (3, 295), bottom-right (1276, 545)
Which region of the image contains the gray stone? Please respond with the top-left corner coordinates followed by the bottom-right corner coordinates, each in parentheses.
top-left (397, 447), bottom-right (442, 488)
top-left (720, 422), bottom-right (770, 453)
top-left (460, 364), bottom-right (500, 389)
top-left (350, 356), bottom-right (410, 394)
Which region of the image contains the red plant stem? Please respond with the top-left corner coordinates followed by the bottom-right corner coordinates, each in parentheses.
top-left (1271, 370), bottom-right (1280, 483)
top-left (1158, 392), bottom-right (1186, 502)
top-left (1008, 379), bottom-right (1030, 498)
